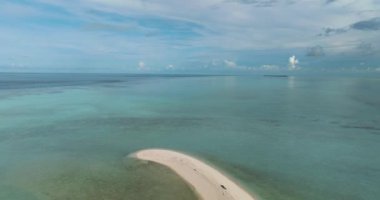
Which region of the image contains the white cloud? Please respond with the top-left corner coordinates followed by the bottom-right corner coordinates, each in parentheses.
top-left (26, 1), bottom-right (380, 52)
top-left (2, 0), bottom-right (380, 72)
top-left (138, 61), bottom-right (146, 70)
top-left (43, 0), bottom-right (380, 51)
top-left (224, 59), bottom-right (237, 68)
top-left (166, 64), bottom-right (175, 70)
top-left (260, 64), bottom-right (280, 71)
top-left (288, 55), bottom-right (299, 70)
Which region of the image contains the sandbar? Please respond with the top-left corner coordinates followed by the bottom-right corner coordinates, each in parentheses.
top-left (133, 149), bottom-right (255, 200)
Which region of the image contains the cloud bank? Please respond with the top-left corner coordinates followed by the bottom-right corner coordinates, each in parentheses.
top-left (0, 0), bottom-right (379, 72)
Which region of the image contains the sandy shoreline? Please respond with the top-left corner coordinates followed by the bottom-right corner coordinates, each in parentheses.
top-left (133, 149), bottom-right (255, 200)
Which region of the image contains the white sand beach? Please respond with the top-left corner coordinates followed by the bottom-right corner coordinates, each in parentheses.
top-left (133, 149), bottom-right (255, 200)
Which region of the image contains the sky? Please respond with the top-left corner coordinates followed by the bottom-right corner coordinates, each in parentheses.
top-left (1, 0), bottom-right (380, 73)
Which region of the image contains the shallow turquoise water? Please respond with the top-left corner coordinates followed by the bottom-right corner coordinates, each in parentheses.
top-left (0, 73), bottom-right (379, 200)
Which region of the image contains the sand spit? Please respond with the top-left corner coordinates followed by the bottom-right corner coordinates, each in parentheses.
top-left (133, 149), bottom-right (255, 200)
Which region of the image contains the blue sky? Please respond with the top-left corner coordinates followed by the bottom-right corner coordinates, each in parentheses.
top-left (1, 0), bottom-right (380, 73)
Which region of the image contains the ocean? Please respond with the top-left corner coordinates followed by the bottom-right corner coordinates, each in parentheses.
top-left (0, 73), bottom-right (379, 200)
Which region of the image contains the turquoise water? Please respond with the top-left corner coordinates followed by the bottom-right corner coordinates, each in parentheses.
top-left (0, 73), bottom-right (379, 200)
